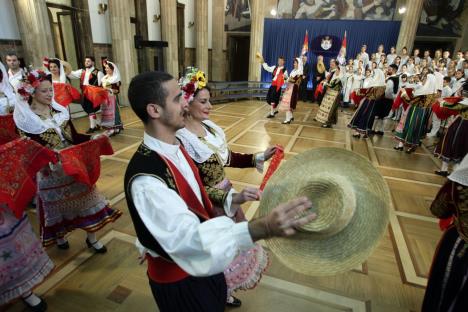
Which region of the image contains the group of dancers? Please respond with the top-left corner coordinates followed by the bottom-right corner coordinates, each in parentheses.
top-left (260, 44), bottom-right (467, 176)
top-left (0, 56), bottom-right (123, 311)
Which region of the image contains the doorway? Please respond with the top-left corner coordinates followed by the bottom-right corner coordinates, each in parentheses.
top-left (227, 34), bottom-right (250, 81)
top-left (177, 3), bottom-right (185, 78)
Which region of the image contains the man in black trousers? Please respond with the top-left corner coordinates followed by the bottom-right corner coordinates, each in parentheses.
top-left (300, 55), bottom-right (310, 102)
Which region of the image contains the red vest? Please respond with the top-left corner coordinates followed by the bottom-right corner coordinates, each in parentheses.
top-left (146, 147), bottom-right (215, 283)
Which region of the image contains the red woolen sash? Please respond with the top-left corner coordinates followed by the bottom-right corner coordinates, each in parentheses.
top-left (147, 146), bottom-right (215, 283)
top-left (260, 145), bottom-right (285, 191)
top-left (54, 82), bottom-right (81, 107)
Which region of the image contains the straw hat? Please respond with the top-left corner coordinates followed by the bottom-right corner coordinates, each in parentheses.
top-left (259, 147), bottom-right (390, 276)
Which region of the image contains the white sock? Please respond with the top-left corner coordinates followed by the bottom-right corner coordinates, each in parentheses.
top-left (271, 106), bottom-right (276, 114)
top-left (22, 292), bottom-right (41, 306)
top-left (56, 237), bottom-right (68, 245)
top-left (285, 111), bottom-right (292, 121)
top-left (428, 115), bottom-right (441, 136)
top-left (87, 232), bottom-right (104, 249)
top-left (89, 115), bottom-right (96, 129)
top-left (398, 142), bottom-right (404, 148)
top-left (441, 162), bottom-right (449, 172)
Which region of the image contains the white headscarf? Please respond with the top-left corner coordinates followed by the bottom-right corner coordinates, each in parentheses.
top-left (449, 154), bottom-right (468, 186)
top-left (102, 61), bottom-right (121, 85)
top-left (0, 61), bottom-right (16, 105)
top-left (414, 74), bottom-right (437, 96)
top-left (289, 57), bottom-right (303, 78)
top-left (13, 78), bottom-right (70, 135)
top-left (369, 68), bottom-right (385, 87)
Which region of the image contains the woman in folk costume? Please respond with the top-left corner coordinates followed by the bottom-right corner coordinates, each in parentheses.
top-left (348, 68), bottom-right (386, 138)
top-left (278, 57), bottom-right (302, 124)
top-left (314, 64), bottom-right (342, 128)
top-left (101, 61), bottom-right (124, 135)
top-left (258, 54), bottom-right (288, 118)
top-left (312, 55), bottom-right (326, 102)
top-left (176, 68), bottom-right (275, 308)
top-left (44, 58), bottom-right (80, 108)
top-left (13, 70), bottom-right (121, 251)
top-left (434, 95), bottom-right (468, 177)
top-left (0, 139), bottom-right (57, 311)
top-left (394, 71), bottom-right (438, 153)
top-left (0, 61), bottom-right (16, 115)
top-left (422, 155), bottom-right (468, 311)
top-left (349, 66), bottom-right (365, 107)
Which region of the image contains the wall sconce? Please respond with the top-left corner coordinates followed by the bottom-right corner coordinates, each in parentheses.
top-left (98, 3), bottom-right (108, 15)
top-left (188, 21), bottom-right (195, 28)
top-left (153, 14), bottom-right (161, 22)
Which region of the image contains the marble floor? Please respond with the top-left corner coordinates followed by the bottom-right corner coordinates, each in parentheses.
top-left (5, 100), bottom-right (447, 312)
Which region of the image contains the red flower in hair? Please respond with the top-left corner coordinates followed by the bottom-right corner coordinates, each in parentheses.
top-left (182, 82), bottom-right (195, 96)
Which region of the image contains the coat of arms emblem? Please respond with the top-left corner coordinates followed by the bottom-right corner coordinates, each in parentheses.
top-left (321, 36), bottom-right (332, 50)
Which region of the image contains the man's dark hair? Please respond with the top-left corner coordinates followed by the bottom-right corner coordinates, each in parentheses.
top-left (5, 52), bottom-right (18, 59)
top-left (278, 56), bottom-right (285, 61)
top-left (389, 64), bottom-right (398, 71)
top-left (128, 71), bottom-right (174, 124)
top-left (47, 59), bottom-right (61, 71)
top-left (85, 55), bottom-right (95, 63)
top-left (443, 76), bottom-right (451, 83)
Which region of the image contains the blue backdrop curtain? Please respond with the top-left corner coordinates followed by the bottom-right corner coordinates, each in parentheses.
top-left (261, 19), bottom-right (401, 85)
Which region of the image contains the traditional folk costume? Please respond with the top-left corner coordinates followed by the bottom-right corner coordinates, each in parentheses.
top-left (0, 62), bottom-right (16, 116)
top-left (373, 72), bottom-right (399, 134)
top-left (314, 69), bottom-right (342, 128)
top-left (125, 133), bottom-right (256, 312)
top-left (349, 72), bottom-right (365, 107)
top-left (263, 61), bottom-right (288, 118)
top-left (278, 58), bottom-right (303, 123)
top-left (348, 69), bottom-right (386, 137)
top-left (101, 61), bottom-right (124, 135)
top-left (0, 139), bottom-right (56, 309)
top-left (428, 85), bottom-right (454, 138)
top-left (434, 97), bottom-right (468, 176)
top-left (176, 120), bottom-right (268, 298)
top-left (394, 74), bottom-right (438, 152)
top-left (312, 59), bottom-right (326, 102)
top-left (69, 66), bottom-right (105, 132)
top-left (13, 71), bottom-right (121, 247)
top-left (422, 158), bottom-right (468, 311)
top-left (44, 58), bottom-right (80, 108)
top-left (8, 67), bottom-right (24, 92)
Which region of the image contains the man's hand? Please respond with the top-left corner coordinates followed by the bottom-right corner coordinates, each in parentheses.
top-left (263, 146), bottom-right (276, 161)
top-left (249, 197), bottom-right (315, 241)
top-left (232, 187), bottom-right (261, 205)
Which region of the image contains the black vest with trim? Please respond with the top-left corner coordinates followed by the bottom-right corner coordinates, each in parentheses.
top-left (124, 143), bottom-right (204, 261)
top-left (272, 66), bottom-right (286, 80)
top-left (387, 76), bottom-right (400, 95)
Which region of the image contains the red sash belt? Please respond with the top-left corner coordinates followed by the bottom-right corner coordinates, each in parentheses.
top-left (146, 255), bottom-right (189, 284)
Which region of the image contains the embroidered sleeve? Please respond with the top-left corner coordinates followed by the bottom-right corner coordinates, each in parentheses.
top-left (430, 181), bottom-right (456, 219)
top-left (205, 185), bottom-right (229, 207)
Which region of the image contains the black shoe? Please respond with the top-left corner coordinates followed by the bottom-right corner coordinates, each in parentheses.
top-left (405, 147), bottom-right (415, 154)
top-left (282, 120), bottom-right (291, 124)
top-left (86, 128), bottom-right (96, 134)
top-left (266, 113), bottom-right (275, 118)
top-left (95, 125), bottom-right (101, 130)
top-left (57, 241), bottom-right (70, 250)
top-left (23, 297), bottom-right (47, 312)
top-left (321, 124), bottom-right (331, 128)
top-left (393, 146), bottom-right (403, 151)
top-left (375, 131), bottom-right (384, 136)
top-left (226, 296), bottom-right (242, 307)
top-left (86, 238), bottom-right (107, 253)
top-left (352, 133), bottom-right (361, 138)
top-left (435, 170), bottom-right (449, 177)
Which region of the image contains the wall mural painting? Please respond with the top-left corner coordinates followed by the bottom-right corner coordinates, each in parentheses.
top-left (277, 0), bottom-right (396, 20)
top-left (420, 0), bottom-right (466, 36)
top-left (225, 0), bottom-right (251, 32)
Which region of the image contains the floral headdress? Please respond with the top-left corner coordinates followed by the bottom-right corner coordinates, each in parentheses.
top-left (178, 67), bottom-right (207, 102)
top-left (17, 69), bottom-right (50, 101)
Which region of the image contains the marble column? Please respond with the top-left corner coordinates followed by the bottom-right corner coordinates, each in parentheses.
top-left (109, 0), bottom-right (137, 105)
top-left (12, 0), bottom-right (55, 67)
top-left (212, 0), bottom-right (226, 81)
top-left (248, 0), bottom-right (277, 81)
top-left (195, 0), bottom-right (209, 76)
top-left (396, 0), bottom-right (424, 53)
top-left (135, 0), bottom-right (149, 73)
top-left (160, 0), bottom-right (179, 76)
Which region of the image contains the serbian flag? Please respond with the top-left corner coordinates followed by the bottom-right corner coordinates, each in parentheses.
top-left (59, 135), bottom-right (114, 187)
top-left (83, 85), bottom-right (109, 108)
top-left (339, 31), bottom-right (347, 58)
top-left (54, 82), bottom-right (81, 107)
top-left (301, 30), bottom-right (309, 56)
top-left (0, 138), bottom-right (57, 218)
